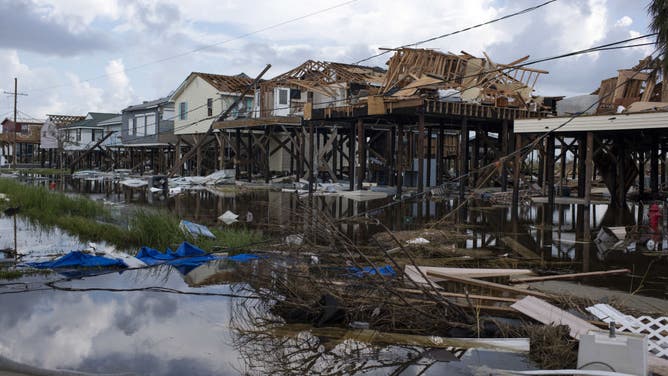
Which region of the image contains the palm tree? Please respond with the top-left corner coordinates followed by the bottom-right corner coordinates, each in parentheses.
top-left (648, 0), bottom-right (668, 101)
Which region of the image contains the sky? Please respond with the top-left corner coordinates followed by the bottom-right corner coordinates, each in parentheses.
top-left (0, 0), bottom-right (658, 120)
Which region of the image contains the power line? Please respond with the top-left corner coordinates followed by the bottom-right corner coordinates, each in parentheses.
top-left (353, 0), bottom-right (558, 65)
top-left (79, 33), bottom-right (657, 146)
top-left (29, 0), bottom-right (360, 93)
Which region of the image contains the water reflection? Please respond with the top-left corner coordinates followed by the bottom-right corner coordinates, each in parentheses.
top-left (13, 174), bottom-right (668, 299)
top-left (0, 266), bottom-right (535, 376)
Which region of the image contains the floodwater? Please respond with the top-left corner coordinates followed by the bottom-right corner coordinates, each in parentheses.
top-left (0, 174), bottom-right (666, 374)
top-left (0, 266), bottom-right (535, 375)
top-left (9, 173), bottom-right (668, 298)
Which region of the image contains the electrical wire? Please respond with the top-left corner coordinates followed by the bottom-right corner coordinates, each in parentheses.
top-left (353, 0), bottom-right (558, 65)
top-left (108, 34), bottom-right (656, 145)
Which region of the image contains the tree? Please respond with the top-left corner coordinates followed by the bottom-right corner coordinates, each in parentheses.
top-left (648, 0), bottom-right (668, 101)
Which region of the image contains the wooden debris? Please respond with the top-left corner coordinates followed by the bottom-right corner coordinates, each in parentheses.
top-left (511, 296), bottom-right (596, 339)
top-left (426, 270), bottom-right (552, 299)
top-left (405, 265), bottom-right (534, 284)
top-left (509, 269), bottom-right (630, 284)
top-left (501, 236), bottom-right (541, 260)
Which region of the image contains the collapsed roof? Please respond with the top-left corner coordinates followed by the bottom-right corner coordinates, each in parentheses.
top-left (379, 48), bottom-right (548, 108)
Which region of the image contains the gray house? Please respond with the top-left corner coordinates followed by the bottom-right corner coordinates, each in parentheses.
top-left (121, 97), bottom-right (177, 174)
top-left (121, 97), bottom-right (176, 145)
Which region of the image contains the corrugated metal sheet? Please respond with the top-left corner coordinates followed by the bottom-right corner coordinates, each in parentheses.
top-left (515, 111), bottom-right (668, 133)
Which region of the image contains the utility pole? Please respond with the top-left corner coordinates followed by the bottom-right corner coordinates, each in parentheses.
top-left (3, 78), bottom-right (27, 168)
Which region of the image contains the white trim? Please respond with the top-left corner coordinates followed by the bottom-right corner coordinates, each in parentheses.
top-left (515, 112), bottom-right (668, 133)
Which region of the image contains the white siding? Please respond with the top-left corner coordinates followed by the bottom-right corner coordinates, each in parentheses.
top-left (173, 76), bottom-right (221, 135)
top-left (515, 112), bottom-right (668, 133)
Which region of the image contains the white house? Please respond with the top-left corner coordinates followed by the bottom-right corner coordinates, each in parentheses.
top-left (98, 115), bottom-right (123, 148)
top-left (170, 72), bottom-right (253, 135)
top-left (61, 112), bottom-right (119, 151)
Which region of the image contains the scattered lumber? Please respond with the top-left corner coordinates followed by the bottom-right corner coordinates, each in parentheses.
top-left (511, 296), bottom-right (596, 339)
top-left (405, 265), bottom-right (534, 284)
top-left (500, 236), bottom-right (541, 260)
top-left (509, 269), bottom-right (630, 284)
top-left (426, 270), bottom-right (552, 299)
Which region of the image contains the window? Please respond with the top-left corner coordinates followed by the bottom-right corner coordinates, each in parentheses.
top-left (76, 129), bottom-right (81, 141)
top-left (207, 98), bottom-right (213, 117)
top-left (146, 114), bottom-right (156, 135)
top-left (136, 115), bottom-right (146, 137)
top-left (278, 89), bottom-right (288, 105)
top-left (20, 125), bottom-right (29, 136)
top-left (179, 101), bottom-right (188, 120)
top-left (132, 118), bottom-right (137, 136)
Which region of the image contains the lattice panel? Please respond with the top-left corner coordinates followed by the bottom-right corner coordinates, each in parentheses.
top-left (587, 304), bottom-right (668, 359)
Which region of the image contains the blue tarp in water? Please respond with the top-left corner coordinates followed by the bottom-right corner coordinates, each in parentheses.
top-left (228, 253), bottom-right (263, 262)
top-left (136, 242), bottom-right (219, 274)
top-left (348, 265), bottom-right (396, 278)
top-left (29, 251), bottom-right (127, 269)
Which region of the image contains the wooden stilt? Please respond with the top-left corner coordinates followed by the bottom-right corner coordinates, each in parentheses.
top-left (349, 122), bottom-right (356, 191)
top-left (459, 118), bottom-right (468, 201)
top-left (247, 130), bottom-right (253, 182)
top-left (417, 114), bottom-right (425, 193)
top-left (396, 124), bottom-right (404, 196)
top-left (546, 134), bottom-right (555, 207)
top-left (235, 129), bottom-right (241, 179)
top-left (651, 141), bottom-right (659, 194)
top-left (584, 132), bottom-right (594, 205)
top-left (309, 121), bottom-right (315, 194)
top-left (356, 118), bottom-right (364, 190)
top-left (500, 120), bottom-right (508, 191)
top-left (577, 135), bottom-right (586, 198)
top-left (639, 151), bottom-right (645, 197)
top-left (437, 123), bottom-right (444, 186)
top-left (426, 126), bottom-right (432, 188)
top-left (265, 126), bottom-right (271, 183)
top-left (512, 134), bottom-right (522, 208)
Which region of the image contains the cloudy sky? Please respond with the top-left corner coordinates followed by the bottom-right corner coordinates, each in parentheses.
top-left (0, 0), bottom-right (657, 120)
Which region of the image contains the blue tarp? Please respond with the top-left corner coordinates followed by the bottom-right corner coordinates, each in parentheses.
top-left (29, 251), bottom-right (127, 269)
top-left (136, 242), bottom-right (219, 274)
top-left (228, 253), bottom-right (263, 262)
top-left (348, 265), bottom-right (396, 278)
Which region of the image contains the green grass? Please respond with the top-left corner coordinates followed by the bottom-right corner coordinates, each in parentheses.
top-left (127, 209), bottom-right (265, 251)
top-left (0, 178), bottom-right (265, 253)
top-left (0, 268), bottom-right (52, 280)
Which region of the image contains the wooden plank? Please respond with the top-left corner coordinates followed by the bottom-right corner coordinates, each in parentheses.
top-left (396, 287), bottom-right (519, 303)
top-left (501, 236), bottom-right (541, 260)
top-left (405, 266), bottom-right (533, 284)
top-left (426, 270), bottom-right (552, 299)
top-left (510, 269), bottom-right (630, 284)
top-left (511, 296), bottom-right (597, 339)
top-left (368, 96), bottom-right (386, 115)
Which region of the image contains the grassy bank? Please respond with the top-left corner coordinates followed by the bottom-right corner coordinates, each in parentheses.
top-left (0, 178), bottom-right (264, 253)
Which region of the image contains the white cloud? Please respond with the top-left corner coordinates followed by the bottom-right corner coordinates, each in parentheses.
top-left (105, 59), bottom-right (136, 110)
top-left (33, 0), bottom-right (121, 32)
top-left (615, 15), bottom-right (633, 27)
top-left (544, 0), bottom-right (608, 58)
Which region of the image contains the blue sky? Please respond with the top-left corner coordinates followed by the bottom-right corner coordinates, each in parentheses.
top-left (0, 0), bottom-right (658, 120)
